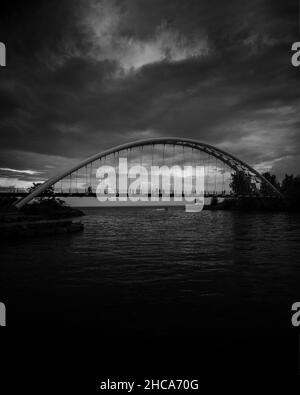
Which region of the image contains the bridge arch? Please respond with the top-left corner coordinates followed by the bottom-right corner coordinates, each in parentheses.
top-left (14, 137), bottom-right (283, 208)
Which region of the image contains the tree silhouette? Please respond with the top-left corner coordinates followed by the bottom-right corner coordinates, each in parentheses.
top-left (280, 174), bottom-right (300, 208)
top-left (27, 183), bottom-right (57, 202)
top-left (230, 171), bottom-right (253, 196)
top-left (260, 172), bottom-right (280, 196)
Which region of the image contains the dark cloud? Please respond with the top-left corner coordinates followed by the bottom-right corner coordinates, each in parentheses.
top-left (0, 0), bottom-right (299, 186)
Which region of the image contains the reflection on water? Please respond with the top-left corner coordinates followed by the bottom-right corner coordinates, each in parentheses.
top-left (1, 207), bottom-right (300, 344)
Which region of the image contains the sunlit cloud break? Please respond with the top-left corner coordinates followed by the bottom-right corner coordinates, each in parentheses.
top-left (82, 0), bottom-right (209, 70)
top-left (0, 168), bottom-right (43, 175)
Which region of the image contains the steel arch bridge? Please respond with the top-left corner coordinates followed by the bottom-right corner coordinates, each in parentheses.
top-left (14, 137), bottom-right (283, 208)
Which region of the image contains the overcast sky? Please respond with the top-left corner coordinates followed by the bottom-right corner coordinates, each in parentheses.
top-left (0, 0), bottom-right (299, 188)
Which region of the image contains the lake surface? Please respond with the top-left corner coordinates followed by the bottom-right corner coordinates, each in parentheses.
top-left (1, 207), bottom-right (300, 358)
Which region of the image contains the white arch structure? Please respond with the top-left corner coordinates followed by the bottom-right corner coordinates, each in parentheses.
top-left (14, 137), bottom-right (283, 208)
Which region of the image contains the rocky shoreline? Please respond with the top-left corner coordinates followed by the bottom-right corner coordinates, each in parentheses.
top-left (0, 199), bottom-right (85, 239)
top-left (0, 218), bottom-right (84, 239)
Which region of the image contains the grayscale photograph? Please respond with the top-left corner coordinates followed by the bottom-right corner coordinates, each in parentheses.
top-left (0, 0), bottom-right (300, 390)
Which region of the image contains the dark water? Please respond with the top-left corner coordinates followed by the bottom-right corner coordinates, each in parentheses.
top-left (1, 207), bottom-right (300, 358)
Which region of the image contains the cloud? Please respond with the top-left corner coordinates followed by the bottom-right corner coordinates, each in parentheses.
top-left (0, 168), bottom-right (43, 175)
top-left (82, 0), bottom-right (209, 70)
top-left (0, 177), bottom-right (43, 190)
top-left (0, 0), bottom-right (299, 188)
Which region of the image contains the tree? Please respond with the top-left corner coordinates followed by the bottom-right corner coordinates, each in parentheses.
top-left (280, 174), bottom-right (300, 209)
top-left (27, 183), bottom-right (56, 202)
top-left (260, 172), bottom-right (280, 196)
top-left (22, 183), bottom-right (71, 216)
top-left (230, 171), bottom-right (253, 196)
